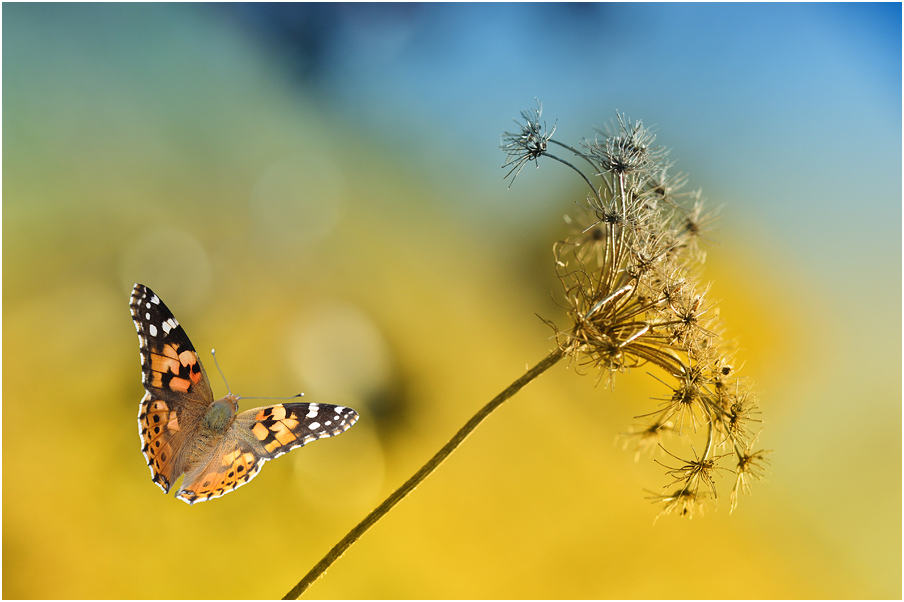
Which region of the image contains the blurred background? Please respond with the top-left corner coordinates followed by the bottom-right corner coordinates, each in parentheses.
top-left (3, 3), bottom-right (900, 599)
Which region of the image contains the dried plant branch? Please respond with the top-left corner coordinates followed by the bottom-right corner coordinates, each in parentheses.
top-left (283, 348), bottom-right (565, 599)
top-left (285, 101), bottom-right (768, 597)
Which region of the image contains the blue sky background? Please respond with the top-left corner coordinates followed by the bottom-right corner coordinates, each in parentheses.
top-left (218, 2), bottom-right (902, 295)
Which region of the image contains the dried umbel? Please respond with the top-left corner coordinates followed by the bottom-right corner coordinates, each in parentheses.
top-left (504, 101), bottom-right (769, 517)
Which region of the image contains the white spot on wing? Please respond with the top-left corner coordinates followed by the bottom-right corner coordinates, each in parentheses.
top-left (149, 324), bottom-right (157, 337)
top-left (162, 318), bottom-right (178, 334)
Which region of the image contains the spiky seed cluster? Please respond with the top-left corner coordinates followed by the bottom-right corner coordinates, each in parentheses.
top-left (503, 105), bottom-right (770, 518)
top-left (502, 101), bottom-right (557, 183)
top-left (584, 113), bottom-right (668, 175)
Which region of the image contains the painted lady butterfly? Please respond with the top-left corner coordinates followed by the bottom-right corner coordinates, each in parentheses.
top-left (129, 283), bottom-right (359, 505)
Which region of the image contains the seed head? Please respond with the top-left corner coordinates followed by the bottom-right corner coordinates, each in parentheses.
top-left (502, 102), bottom-right (767, 517)
top-left (584, 113), bottom-right (667, 177)
top-left (730, 435), bottom-right (771, 513)
top-left (501, 100), bottom-right (556, 185)
top-left (620, 419), bottom-right (674, 461)
top-left (649, 487), bottom-right (706, 522)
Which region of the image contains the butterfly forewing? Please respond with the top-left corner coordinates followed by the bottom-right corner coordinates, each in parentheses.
top-left (129, 284), bottom-right (213, 406)
top-left (239, 402), bottom-right (360, 459)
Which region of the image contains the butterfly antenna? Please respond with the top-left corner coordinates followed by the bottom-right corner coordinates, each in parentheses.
top-left (210, 349), bottom-right (232, 394)
top-left (210, 349), bottom-right (304, 401)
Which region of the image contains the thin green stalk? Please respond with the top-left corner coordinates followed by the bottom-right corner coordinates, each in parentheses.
top-left (283, 347), bottom-right (566, 599)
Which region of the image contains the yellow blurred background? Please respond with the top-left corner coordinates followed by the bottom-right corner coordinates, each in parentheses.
top-left (3, 4), bottom-right (900, 599)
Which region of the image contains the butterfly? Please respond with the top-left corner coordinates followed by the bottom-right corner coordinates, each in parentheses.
top-left (129, 283), bottom-right (359, 505)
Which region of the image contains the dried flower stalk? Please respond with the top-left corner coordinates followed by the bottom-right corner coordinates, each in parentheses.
top-left (284, 102), bottom-right (769, 597)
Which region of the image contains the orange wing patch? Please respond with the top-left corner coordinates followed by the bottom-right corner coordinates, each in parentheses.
top-left (177, 447), bottom-right (262, 505)
top-left (250, 406), bottom-right (304, 452)
top-left (147, 344), bottom-right (202, 393)
top-left (138, 394), bottom-right (184, 493)
top-left (250, 405), bottom-right (309, 454)
top-left (244, 403), bottom-right (357, 459)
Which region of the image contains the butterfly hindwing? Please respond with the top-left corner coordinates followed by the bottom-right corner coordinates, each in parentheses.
top-left (175, 403), bottom-right (359, 505)
top-left (176, 434), bottom-right (263, 505)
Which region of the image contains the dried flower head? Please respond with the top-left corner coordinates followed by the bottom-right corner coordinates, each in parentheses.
top-left (501, 100), bottom-right (556, 184)
top-left (648, 487), bottom-right (706, 522)
top-left (503, 102), bottom-right (767, 517)
top-left (730, 434), bottom-right (772, 513)
top-left (584, 113), bottom-right (668, 176)
top-left (656, 445), bottom-right (730, 499)
top-left (620, 419), bottom-right (674, 461)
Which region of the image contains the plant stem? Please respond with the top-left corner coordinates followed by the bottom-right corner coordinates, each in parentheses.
top-left (282, 346), bottom-right (566, 599)
top-left (542, 149), bottom-right (603, 205)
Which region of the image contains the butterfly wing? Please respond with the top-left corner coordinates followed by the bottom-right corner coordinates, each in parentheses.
top-left (130, 283), bottom-right (214, 493)
top-left (176, 402), bottom-right (359, 505)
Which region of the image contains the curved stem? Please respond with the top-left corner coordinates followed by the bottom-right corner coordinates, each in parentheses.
top-left (584, 283), bottom-right (633, 319)
top-left (541, 151), bottom-right (603, 205)
top-left (702, 409), bottom-right (717, 459)
top-left (547, 138), bottom-right (598, 172)
top-left (283, 347), bottom-right (566, 599)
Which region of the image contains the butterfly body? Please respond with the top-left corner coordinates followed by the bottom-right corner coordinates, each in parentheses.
top-left (130, 283), bottom-right (359, 505)
top-left (203, 396), bottom-right (239, 431)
